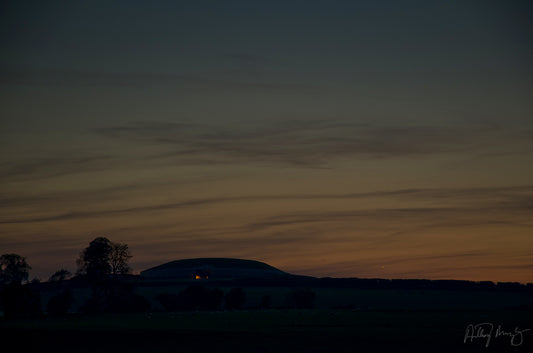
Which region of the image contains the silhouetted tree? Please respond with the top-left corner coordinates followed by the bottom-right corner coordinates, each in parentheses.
top-left (286, 289), bottom-right (315, 309)
top-left (225, 288), bottom-right (246, 310)
top-left (77, 237), bottom-right (113, 282)
top-left (110, 242), bottom-right (132, 278)
top-left (46, 289), bottom-right (74, 316)
top-left (49, 269), bottom-right (72, 282)
top-left (76, 237), bottom-right (133, 313)
top-left (0, 254), bottom-right (31, 285)
top-left (77, 237), bottom-right (132, 282)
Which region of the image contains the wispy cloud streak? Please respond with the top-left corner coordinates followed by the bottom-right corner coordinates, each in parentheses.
top-left (95, 120), bottom-right (509, 167)
top-left (2, 185), bottom-right (531, 224)
top-left (0, 154), bottom-right (112, 181)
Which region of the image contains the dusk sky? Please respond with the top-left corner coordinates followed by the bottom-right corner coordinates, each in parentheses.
top-left (1, 1), bottom-right (532, 283)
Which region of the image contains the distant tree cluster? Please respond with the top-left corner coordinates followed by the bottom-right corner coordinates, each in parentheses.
top-left (0, 242), bottom-right (317, 317)
top-left (157, 285), bottom-right (225, 311)
top-left (225, 287), bottom-right (246, 310)
top-left (0, 236), bottom-right (137, 318)
top-left (74, 237), bottom-right (146, 313)
top-left (80, 280), bottom-right (150, 314)
top-left (156, 286), bottom-right (247, 311)
top-left (155, 286), bottom-right (317, 311)
top-left (286, 289), bottom-right (316, 309)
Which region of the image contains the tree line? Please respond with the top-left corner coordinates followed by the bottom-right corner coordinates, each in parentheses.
top-left (0, 237), bottom-right (132, 286)
top-left (0, 236), bottom-right (138, 318)
top-left (1, 237), bottom-right (316, 318)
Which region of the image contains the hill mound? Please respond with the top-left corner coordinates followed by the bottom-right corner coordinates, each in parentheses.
top-left (141, 258), bottom-right (287, 280)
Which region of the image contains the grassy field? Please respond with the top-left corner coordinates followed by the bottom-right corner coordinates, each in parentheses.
top-left (135, 285), bottom-right (533, 310)
top-left (36, 284), bottom-right (533, 313)
top-left (2, 308), bottom-right (532, 353)
top-left (4, 282), bottom-right (532, 352)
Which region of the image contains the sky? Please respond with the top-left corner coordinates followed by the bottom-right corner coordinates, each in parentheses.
top-left (1, 0), bottom-right (532, 283)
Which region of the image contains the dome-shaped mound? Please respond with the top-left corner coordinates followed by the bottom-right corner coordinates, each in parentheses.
top-left (140, 258), bottom-right (287, 280)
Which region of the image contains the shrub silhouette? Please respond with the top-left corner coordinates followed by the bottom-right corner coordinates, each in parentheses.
top-left (206, 288), bottom-right (224, 310)
top-left (1, 282), bottom-right (41, 318)
top-left (157, 285), bottom-right (223, 311)
top-left (225, 288), bottom-right (246, 310)
top-left (47, 289), bottom-right (74, 316)
top-left (80, 281), bottom-right (150, 313)
top-left (286, 289), bottom-right (315, 309)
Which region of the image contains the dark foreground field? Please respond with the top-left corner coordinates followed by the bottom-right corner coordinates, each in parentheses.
top-left (2, 308), bottom-right (532, 353)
